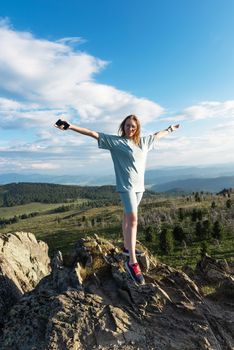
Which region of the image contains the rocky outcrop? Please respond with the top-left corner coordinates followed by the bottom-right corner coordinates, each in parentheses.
top-left (0, 232), bottom-right (233, 350)
top-left (0, 231), bottom-right (51, 329)
top-left (195, 254), bottom-right (234, 298)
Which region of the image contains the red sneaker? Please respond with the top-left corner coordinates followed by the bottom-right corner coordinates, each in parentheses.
top-left (125, 260), bottom-right (145, 285)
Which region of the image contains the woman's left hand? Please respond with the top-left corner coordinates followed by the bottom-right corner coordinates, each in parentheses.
top-left (167, 124), bottom-right (180, 132)
top-left (171, 124), bottom-right (180, 131)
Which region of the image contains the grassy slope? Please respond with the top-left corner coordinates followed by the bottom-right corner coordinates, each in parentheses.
top-left (0, 201), bottom-right (123, 256)
top-left (0, 193), bottom-right (233, 268)
top-left (0, 202), bottom-right (68, 218)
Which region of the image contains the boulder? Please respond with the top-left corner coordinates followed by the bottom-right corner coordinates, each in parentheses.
top-left (196, 253), bottom-right (234, 299)
top-left (0, 231), bottom-right (51, 329)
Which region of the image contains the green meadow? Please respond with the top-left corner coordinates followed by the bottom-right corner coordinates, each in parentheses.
top-left (0, 185), bottom-right (233, 270)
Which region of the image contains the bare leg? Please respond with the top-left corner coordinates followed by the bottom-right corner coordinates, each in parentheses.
top-left (122, 213), bottom-right (128, 248)
top-left (123, 212), bottom-right (138, 264)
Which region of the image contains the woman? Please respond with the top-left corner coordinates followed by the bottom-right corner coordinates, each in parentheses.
top-left (55, 115), bottom-right (180, 285)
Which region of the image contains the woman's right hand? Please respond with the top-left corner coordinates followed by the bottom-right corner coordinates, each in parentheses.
top-left (54, 119), bottom-right (70, 130)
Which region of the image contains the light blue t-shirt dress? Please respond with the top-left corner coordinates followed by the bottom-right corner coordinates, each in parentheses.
top-left (98, 133), bottom-right (157, 192)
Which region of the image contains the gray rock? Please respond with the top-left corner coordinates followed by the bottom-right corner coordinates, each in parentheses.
top-left (196, 253), bottom-right (234, 298)
top-left (0, 231), bottom-right (50, 292)
top-left (0, 231), bottom-right (51, 327)
top-left (0, 232), bottom-right (233, 350)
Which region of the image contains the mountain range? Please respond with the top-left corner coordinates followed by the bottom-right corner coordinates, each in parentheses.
top-left (152, 176), bottom-right (234, 193)
top-left (0, 164), bottom-right (234, 193)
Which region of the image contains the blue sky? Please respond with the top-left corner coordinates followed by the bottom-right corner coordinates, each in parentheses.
top-left (0, 0), bottom-right (234, 176)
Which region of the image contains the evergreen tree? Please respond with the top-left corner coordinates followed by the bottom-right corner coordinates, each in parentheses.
top-left (191, 208), bottom-right (203, 221)
top-left (211, 201), bottom-right (216, 209)
top-left (202, 219), bottom-right (212, 240)
top-left (195, 192), bottom-right (201, 202)
top-left (12, 216), bottom-right (18, 223)
top-left (200, 241), bottom-right (208, 257)
top-left (197, 209), bottom-right (203, 221)
top-left (195, 219), bottom-right (211, 241)
top-left (178, 208), bottom-right (185, 221)
top-left (195, 221), bottom-right (203, 239)
top-left (212, 221), bottom-right (224, 240)
top-left (191, 208), bottom-right (197, 222)
top-left (159, 227), bottom-right (174, 255)
top-left (173, 224), bottom-right (185, 243)
top-left (145, 225), bottom-right (155, 242)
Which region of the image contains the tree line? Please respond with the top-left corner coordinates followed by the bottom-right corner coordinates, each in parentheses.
top-left (0, 183), bottom-right (119, 207)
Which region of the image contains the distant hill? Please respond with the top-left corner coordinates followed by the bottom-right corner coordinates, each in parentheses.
top-left (0, 173), bottom-right (115, 186)
top-left (0, 165), bottom-right (234, 197)
top-left (0, 182), bottom-right (157, 207)
top-left (0, 183), bottom-right (118, 207)
top-left (145, 164), bottom-right (234, 186)
top-left (1, 164), bottom-right (234, 186)
top-left (152, 176), bottom-right (234, 193)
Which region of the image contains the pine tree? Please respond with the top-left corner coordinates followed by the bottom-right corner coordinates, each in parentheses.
top-left (195, 221), bottom-right (203, 239)
top-left (173, 224), bottom-right (185, 243)
top-left (191, 208), bottom-right (198, 222)
top-left (159, 227), bottom-right (174, 255)
top-left (200, 241), bottom-right (208, 257)
top-left (212, 221), bottom-right (224, 240)
top-left (195, 192), bottom-right (201, 202)
top-left (197, 209), bottom-right (203, 221)
top-left (226, 199), bottom-right (232, 209)
top-left (178, 208), bottom-right (185, 221)
top-left (211, 201), bottom-right (216, 209)
top-left (145, 225), bottom-right (155, 242)
top-left (202, 219), bottom-right (211, 240)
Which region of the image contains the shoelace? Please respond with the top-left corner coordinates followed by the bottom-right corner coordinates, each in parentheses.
top-left (130, 263), bottom-right (141, 275)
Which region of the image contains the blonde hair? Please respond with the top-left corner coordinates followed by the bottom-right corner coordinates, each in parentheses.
top-left (118, 115), bottom-right (141, 145)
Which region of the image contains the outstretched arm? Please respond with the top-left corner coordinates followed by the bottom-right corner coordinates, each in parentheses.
top-left (154, 124), bottom-right (180, 140)
top-left (55, 119), bottom-right (99, 140)
top-left (68, 124), bottom-right (99, 140)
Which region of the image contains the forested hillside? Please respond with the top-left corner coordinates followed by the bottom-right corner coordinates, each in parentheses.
top-left (0, 183), bottom-right (119, 207)
top-left (0, 183), bottom-right (233, 269)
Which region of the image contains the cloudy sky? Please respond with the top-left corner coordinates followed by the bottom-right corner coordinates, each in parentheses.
top-left (0, 0), bottom-right (234, 176)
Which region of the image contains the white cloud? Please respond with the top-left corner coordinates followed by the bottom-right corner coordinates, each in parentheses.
top-left (147, 124), bottom-right (234, 167)
top-left (0, 97), bottom-right (22, 110)
top-left (157, 100), bottom-right (234, 126)
top-left (212, 120), bottom-right (234, 129)
top-left (172, 100), bottom-right (234, 121)
top-left (0, 157), bottom-right (59, 172)
top-left (0, 19), bottom-right (233, 175)
top-left (0, 21), bottom-right (106, 102)
top-left (30, 162), bottom-right (59, 170)
top-left (0, 20), bottom-right (164, 129)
